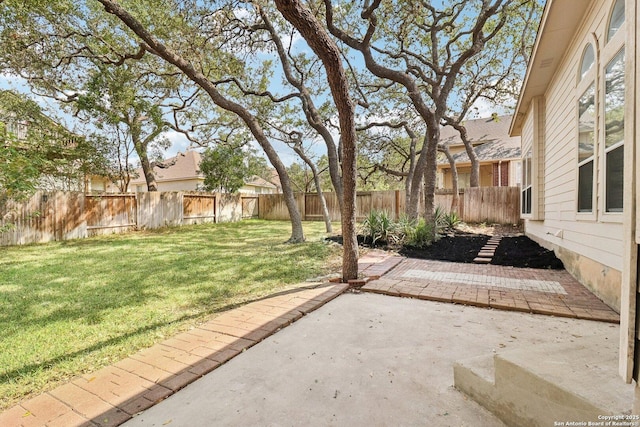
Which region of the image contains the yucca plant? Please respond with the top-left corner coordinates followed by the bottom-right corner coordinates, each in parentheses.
top-left (360, 210), bottom-right (395, 246)
top-left (406, 218), bottom-right (435, 248)
top-left (445, 211), bottom-right (461, 230)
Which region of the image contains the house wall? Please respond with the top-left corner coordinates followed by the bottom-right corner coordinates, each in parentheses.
top-left (521, 0), bottom-right (625, 311)
top-left (508, 160), bottom-right (522, 187)
top-left (440, 164), bottom-right (495, 189)
top-left (238, 185), bottom-right (277, 195)
top-left (130, 179), bottom-right (203, 193)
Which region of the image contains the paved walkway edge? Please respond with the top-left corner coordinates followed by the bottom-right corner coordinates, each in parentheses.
top-left (0, 283), bottom-right (349, 427)
top-left (362, 259), bottom-right (619, 324)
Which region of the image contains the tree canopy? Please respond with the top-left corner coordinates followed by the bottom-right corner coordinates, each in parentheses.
top-left (199, 144), bottom-right (268, 193)
top-left (0, 89), bottom-right (106, 198)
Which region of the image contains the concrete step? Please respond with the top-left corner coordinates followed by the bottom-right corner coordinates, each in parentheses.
top-left (454, 335), bottom-right (634, 427)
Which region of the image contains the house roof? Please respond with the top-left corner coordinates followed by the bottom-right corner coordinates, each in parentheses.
top-left (438, 115), bottom-right (521, 165)
top-left (129, 150), bottom-right (203, 185)
top-left (129, 150), bottom-right (277, 189)
top-left (510, 0), bottom-right (592, 136)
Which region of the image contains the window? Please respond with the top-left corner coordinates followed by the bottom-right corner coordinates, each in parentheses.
top-left (577, 84), bottom-right (595, 212)
top-left (580, 44), bottom-right (595, 79)
top-left (522, 149), bottom-right (532, 215)
top-left (607, 0), bottom-right (625, 41)
top-left (457, 172), bottom-right (471, 189)
top-left (575, 0), bottom-right (625, 217)
top-left (602, 0), bottom-right (625, 214)
top-left (577, 43), bottom-right (596, 213)
top-left (604, 49), bottom-right (625, 212)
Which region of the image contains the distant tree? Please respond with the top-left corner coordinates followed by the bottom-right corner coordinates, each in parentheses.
top-left (0, 90), bottom-right (106, 198)
top-left (199, 144), bottom-right (268, 193)
top-left (286, 162), bottom-right (314, 193)
top-left (74, 64), bottom-right (174, 191)
top-left (89, 121), bottom-right (139, 193)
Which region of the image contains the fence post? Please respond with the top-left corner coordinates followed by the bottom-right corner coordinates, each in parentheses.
top-left (395, 190), bottom-right (400, 220)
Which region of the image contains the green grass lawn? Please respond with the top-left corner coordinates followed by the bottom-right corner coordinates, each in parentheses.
top-left (0, 220), bottom-right (340, 410)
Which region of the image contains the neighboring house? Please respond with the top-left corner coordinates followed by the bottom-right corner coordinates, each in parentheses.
top-left (0, 90), bottom-right (87, 191)
top-left (437, 115), bottom-right (521, 189)
top-left (125, 150), bottom-right (279, 194)
top-left (240, 176), bottom-right (279, 195)
top-left (509, 0), bottom-right (638, 391)
top-left (85, 175), bottom-right (121, 193)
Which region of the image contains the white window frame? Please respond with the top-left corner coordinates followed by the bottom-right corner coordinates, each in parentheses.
top-left (576, 42), bottom-right (597, 220)
top-left (521, 149), bottom-right (532, 216)
top-left (599, 0), bottom-right (625, 222)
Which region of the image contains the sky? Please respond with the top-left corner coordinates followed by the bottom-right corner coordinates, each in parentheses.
top-left (0, 0), bottom-right (515, 170)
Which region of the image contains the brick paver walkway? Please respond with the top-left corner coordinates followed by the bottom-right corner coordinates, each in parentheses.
top-left (0, 283), bottom-right (349, 427)
top-left (362, 257), bottom-right (619, 323)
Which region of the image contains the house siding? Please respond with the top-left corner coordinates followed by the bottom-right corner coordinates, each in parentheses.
top-left (523, 0), bottom-right (623, 310)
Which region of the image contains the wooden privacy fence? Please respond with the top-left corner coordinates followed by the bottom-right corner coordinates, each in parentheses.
top-left (0, 191), bottom-right (249, 246)
top-left (0, 187), bottom-right (520, 246)
top-left (259, 187), bottom-right (521, 225)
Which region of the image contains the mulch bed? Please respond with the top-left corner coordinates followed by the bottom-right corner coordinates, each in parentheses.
top-left (328, 229), bottom-right (564, 270)
top-left (399, 233), bottom-right (489, 264)
top-left (491, 235), bottom-right (564, 269)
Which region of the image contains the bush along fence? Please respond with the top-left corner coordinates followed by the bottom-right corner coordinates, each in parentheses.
top-left (0, 191), bottom-right (259, 246)
top-left (258, 187), bottom-right (521, 225)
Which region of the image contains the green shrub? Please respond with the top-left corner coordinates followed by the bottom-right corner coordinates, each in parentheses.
top-left (405, 218), bottom-right (436, 248)
top-left (394, 214), bottom-right (416, 243)
top-left (444, 211), bottom-right (461, 230)
top-left (360, 210), bottom-right (396, 246)
top-left (434, 206), bottom-right (461, 233)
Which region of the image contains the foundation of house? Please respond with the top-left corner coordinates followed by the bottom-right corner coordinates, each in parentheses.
top-left (527, 233), bottom-right (621, 313)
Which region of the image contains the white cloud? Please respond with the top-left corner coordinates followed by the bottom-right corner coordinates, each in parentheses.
top-left (467, 97), bottom-right (499, 119)
top-left (163, 131), bottom-right (194, 157)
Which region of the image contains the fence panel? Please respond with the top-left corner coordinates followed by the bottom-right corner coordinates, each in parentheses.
top-left (1, 187), bottom-right (520, 246)
top-left (85, 194), bottom-right (136, 236)
top-left (137, 192), bottom-right (183, 229)
top-left (241, 196), bottom-right (259, 219)
top-left (371, 190), bottom-right (399, 218)
top-left (303, 192), bottom-right (339, 221)
top-left (258, 193), bottom-right (304, 220)
top-left (183, 193), bottom-right (216, 225)
top-left (434, 192), bottom-right (456, 214)
top-left (355, 192), bottom-right (373, 221)
top-left (161, 192), bottom-right (183, 227)
top-left (463, 187), bottom-right (520, 224)
top-left (258, 188), bottom-right (519, 225)
top-left (0, 191), bottom-right (87, 245)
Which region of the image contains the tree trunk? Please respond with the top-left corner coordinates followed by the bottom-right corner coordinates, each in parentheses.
top-left (454, 123), bottom-right (480, 187)
top-left (406, 134), bottom-right (430, 219)
top-left (439, 144), bottom-right (459, 213)
top-left (422, 126), bottom-right (440, 230)
top-left (98, 0), bottom-right (305, 242)
top-left (274, 0), bottom-right (358, 280)
top-left (131, 133), bottom-right (157, 191)
top-left (258, 8), bottom-right (344, 209)
top-left (404, 126), bottom-right (418, 214)
top-left (293, 144), bottom-right (332, 233)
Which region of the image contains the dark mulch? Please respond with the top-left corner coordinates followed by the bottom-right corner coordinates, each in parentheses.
top-left (399, 233), bottom-right (489, 263)
top-left (327, 230), bottom-right (564, 270)
top-left (491, 236), bottom-right (564, 269)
